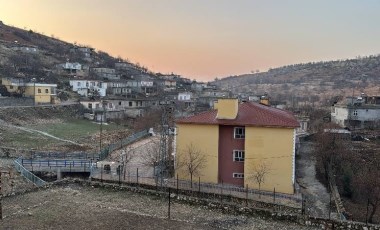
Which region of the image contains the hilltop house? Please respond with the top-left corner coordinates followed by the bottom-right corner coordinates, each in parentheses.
top-left (331, 95), bottom-right (380, 129)
top-left (91, 67), bottom-right (119, 80)
top-left (175, 99), bottom-right (299, 194)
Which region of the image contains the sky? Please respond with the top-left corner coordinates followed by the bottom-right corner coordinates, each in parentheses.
top-left (1, 0), bottom-right (380, 81)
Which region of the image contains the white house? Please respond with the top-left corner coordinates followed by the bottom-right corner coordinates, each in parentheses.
top-left (331, 95), bottom-right (380, 129)
top-left (178, 92), bottom-right (192, 101)
top-left (69, 80), bottom-right (108, 97)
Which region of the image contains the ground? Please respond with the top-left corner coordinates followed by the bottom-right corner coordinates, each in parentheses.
top-left (296, 141), bottom-right (334, 218)
top-left (1, 183), bottom-right (317, 230)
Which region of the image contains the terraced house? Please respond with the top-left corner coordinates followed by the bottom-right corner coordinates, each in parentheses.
top-left (176, 99), bottom-right (299, 194)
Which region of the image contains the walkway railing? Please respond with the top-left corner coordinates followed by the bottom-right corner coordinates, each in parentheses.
top-left (98, 129), bottom-right (150, 161)
top-left (14, 158), bottom-right (46, 187)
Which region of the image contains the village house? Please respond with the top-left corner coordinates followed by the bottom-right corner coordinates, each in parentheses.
top-left (115, 62), bottom-right (135, 70)
top-left (331, 94), bottom-right (380, 129)
top-left (57, 62), bottom-right (82, 74)
top-left (106, 81), bottom-right (132, 97)
top-left (175, 99), bottom-right (299, 194)
top-left (91, 67), bottom-right (120, 80)
top-left (69, 79), bottom-right (107, 97)
top-left (11, 45), bottom-right (39, 53)
top-left (0, 77), bottom-right (57, 104)
top-left (105, 96), bottom-right (157, 118)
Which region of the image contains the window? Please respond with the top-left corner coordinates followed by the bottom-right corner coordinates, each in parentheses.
top-left (118, 101), bottom-right (122, 106)
top-left (353, 110), bottom-right (358, 116)
top-left (233, 173), bottom-right (244, 178)
top-left (233, 150), bottom-right (245, 162)
top-left (88, 103), bottom-right (92, 109)
top-left (129, 102), bottom-right (133, 107)
top-left (234, 127), bottom-right (245, 139)
top-left (37, 88), bottom-right (41, 93)
top-left (77, 82), bottom-right (81, 86)
top-left (45, 89), bottom-right (49, 93)
top-left (10, 85), bottom-right (13, 89)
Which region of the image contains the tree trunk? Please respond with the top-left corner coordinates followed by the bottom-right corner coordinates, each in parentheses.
top-left (368, 203), bottom-right (377, 224)
top-left (190, 173), bottom-right (193, 188)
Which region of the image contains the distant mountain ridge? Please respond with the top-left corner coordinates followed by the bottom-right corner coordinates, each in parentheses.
top-left (214, 55), bottom-right (380, 106)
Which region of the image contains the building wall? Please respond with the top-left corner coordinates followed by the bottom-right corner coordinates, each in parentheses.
top-left (176, 124), bottom-right (219, 183)
top-left (218, 125), bottom-right (245, 186)
top-left (24, 85), bottom-right (54, 104)
top-left (244, 127), bottom-right (295, 194)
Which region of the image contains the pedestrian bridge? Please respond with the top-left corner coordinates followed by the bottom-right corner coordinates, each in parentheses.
top-left (18, 158), bottom-right (93, 173)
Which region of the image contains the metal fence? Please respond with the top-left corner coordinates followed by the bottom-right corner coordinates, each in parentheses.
top-left (14, 158), bottom-right (46, 187)
top-left (20, 159), bottom-right (93, 173)
top-left (90, 166), bottom-right (302, 207)
top-left (98, 129), bottom-right (150, 160)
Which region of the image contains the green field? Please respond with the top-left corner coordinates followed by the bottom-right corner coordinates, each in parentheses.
top-left (1, 118), bottom-right (125, 149)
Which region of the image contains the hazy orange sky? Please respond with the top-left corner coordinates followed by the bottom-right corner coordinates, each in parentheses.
top-left (1, 0), bottom-right (380, 81)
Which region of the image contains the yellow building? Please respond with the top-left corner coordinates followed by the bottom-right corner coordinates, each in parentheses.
top-left (176, 99), bottom-right (299, 194)
top-left (1, 77), bottom-right (57, 104)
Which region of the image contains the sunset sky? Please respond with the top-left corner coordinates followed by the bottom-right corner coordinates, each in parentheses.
top-left (1, 0), bottom-right (380, 81)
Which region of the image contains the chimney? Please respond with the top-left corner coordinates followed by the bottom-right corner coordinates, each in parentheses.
top-left (260, 95), bottom-right (270, 106)
top-left (216, 98), bottom-right (238, 119)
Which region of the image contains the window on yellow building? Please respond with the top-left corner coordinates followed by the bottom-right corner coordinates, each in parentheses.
top-left (234, 127), bottom-right (245, 139)
top-left (45, 89), bottom-right (49, 93)
top-left (38, 88), bottom-right (41, 93)
top-left (233, 150), bottom-right (245, 162)
top-left (233, 173), bottom-right (244, 178)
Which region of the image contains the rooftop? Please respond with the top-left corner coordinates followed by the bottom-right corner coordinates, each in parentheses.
top-left (176, 102), bottom-right (299, 128)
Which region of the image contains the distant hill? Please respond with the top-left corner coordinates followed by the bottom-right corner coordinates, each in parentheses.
top-left (214, 55), bottom-right (380, 107)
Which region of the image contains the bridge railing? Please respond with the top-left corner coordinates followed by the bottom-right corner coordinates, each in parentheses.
top-left (14, 158), bottom-right (46, 187)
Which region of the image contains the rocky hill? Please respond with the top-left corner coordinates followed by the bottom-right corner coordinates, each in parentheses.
top-left (214, 56), bottom-right (380, 107)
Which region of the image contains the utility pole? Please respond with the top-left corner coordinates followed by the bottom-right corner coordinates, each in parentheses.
top-left (158, 99), bottom-right (174, 187)
top-left (0, 170), bottom-right (11, 220)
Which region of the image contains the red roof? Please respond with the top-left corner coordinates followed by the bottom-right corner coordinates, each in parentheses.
top-left (176, 102), bottom-right (299, 128)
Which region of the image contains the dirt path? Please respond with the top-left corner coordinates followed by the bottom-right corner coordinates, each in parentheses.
top-left (296, 141), bottom-right (334, 218)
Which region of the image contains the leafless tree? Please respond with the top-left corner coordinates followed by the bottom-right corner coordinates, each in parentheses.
top-left (354, 167), bottom-right (380, 223)
top-left (141, 140), bottom-right (160, 167)
top-left (249, 161), bottom-right (271, 197)
top-left (178, 143), bottom-right (207, 187)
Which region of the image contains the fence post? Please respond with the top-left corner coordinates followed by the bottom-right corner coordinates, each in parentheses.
top-left (176, 174), bottom-right (179, 196)
top-left (168, 187), bottom-right (171, 219)
top-left (118, 167), bottom-right (121, 186)
top-left (198, 177), bottom-right (201, 196)
top-left (136, 168), bottom-right (139, 187)
top-left (101, 164), bottom-right (103, 183)
top-left (273, 187), bottom-right (276, 203)
top-left (246, 184), bottom-right (248, 206)
top-left (220, 180), bottom-right (223, 204)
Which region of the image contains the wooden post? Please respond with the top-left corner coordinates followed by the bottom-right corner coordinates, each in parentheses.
top-left (273, 187), bottom-right (276, 203)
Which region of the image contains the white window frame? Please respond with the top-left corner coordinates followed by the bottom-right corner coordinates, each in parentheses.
top-left (234, 127), bottom-right (245, 139)
top-left (233, 173), bottom-right (244, 178)
top-left (233, 150), bottom-right (245, 162)
top-left (353, 110), bottom-right (358, 116)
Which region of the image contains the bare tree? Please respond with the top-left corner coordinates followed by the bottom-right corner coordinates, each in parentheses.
top-left (249, 162), bottom-right (271, 197)
top-left (354, 167), bottom-right (380, 223)
top-left (141, 140), bottom-right (160, 167)
top-left (178, 143), bottom-right (207, 187)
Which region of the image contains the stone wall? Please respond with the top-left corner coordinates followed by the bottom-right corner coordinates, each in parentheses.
top-left (0, 97), bottom-right (34, 107)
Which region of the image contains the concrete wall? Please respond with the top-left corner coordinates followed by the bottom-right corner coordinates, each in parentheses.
top-left (176, 124), bottom-right (219, 183)
top-left (244, 127), bottom-right (295, 194)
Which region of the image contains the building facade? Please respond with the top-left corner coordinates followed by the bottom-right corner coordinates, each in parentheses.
top-left (176, 99), bottom-right (299, 194)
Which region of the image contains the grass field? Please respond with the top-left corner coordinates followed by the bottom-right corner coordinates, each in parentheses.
top-left (0, 118), bottom-right (125, 150)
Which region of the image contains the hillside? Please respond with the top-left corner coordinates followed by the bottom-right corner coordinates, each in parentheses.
top-left (214, 56), bottom-right (380, 106)
top-left (0, 20), bottom-right (151, 87)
